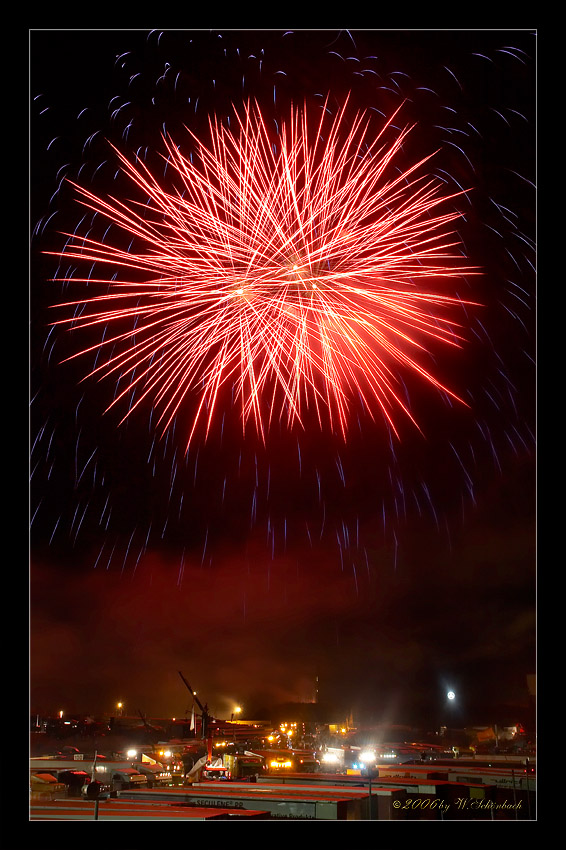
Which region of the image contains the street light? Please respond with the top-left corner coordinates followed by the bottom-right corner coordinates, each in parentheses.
top-left (360, 751), bottom-right (376, 819)
top-left (231, 705), bottom-right (242, 721)
top-left (447, 690), bottom-right (456, 701)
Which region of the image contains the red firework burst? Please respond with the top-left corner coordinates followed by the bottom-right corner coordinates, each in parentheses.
top-left (49, 97), bottom-right (478, 444)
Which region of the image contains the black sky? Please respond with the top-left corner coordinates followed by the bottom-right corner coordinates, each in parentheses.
top-left (30, 29), bottom-right (536, 726)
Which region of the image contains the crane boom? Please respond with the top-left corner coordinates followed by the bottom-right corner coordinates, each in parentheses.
top-left (178, 671), bottom-right (206, 714)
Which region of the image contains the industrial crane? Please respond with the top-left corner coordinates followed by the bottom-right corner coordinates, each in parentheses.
top-left (177, 672), bottom-right (264, 783)
top-left (178, 671), bottom-right (211, 741)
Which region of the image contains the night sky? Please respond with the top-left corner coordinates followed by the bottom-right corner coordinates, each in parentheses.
top-left (30, 29), bottom-right (536, 728)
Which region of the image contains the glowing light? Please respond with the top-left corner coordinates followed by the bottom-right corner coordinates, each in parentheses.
top-left (50, 98), bottom-right (477, 445)
top-left (447, 690), bottom-right (456, 701)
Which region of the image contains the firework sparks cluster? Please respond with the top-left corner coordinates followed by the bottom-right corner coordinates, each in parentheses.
top-left (51, 97), bottom-right (477, 444)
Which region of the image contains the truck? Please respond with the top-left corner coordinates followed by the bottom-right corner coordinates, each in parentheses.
top-left (133, 761), bottom-right (172, 787)
top-left (249, 748), bottom-right (320, 774)
top-left (185, 751), bottom-right (264, 783)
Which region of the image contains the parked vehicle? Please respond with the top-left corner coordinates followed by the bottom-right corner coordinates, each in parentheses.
top-left (249, 748), bottom-right (319, 774)
top-left (185, 751), bottom-right (264, 783)
top-left (30, 772), bottom-right (67, 800)
top-left (30, 757), bottom-right (148, 792)
top-left (134, 762), bottom-right (172, 787)
top-left (57, 769), bottom-right (92, 797)
top-left (109, 768), bottom-right (147, 791)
